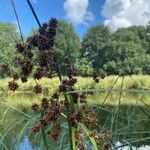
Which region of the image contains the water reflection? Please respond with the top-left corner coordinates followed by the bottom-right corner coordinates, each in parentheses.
top-left (16, 136), bottom-right (33, 150)
top-left (0, 91), bottom-right (149, 149)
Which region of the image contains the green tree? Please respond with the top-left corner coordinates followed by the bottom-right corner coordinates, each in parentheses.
top-left (82, 25), bottom-right (111, 71)
top-left (82, 25), bottom-right (150, 75)
top-left (0, 23), bottom-right (19, 77)
top-left (54, 20), bottom-right (81, 64)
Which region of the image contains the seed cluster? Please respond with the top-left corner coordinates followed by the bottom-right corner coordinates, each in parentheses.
top-left (4, 17), bottom-right (111, 149)
top-left (92, 71), bottom-right (106, 83)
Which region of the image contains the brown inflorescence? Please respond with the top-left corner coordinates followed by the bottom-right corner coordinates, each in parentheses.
top-left (0, 64), bottom-right (9, 72)
top-left (8, 81), bottom-right (19, 91)
top-left (6, 17), bottom-right (111, 148)
top-left (41, 97), bottom-right (49, 109)
top-left (102, 143), bottom-right (112, 150)
top-left (33, 84), bottom-right (42, 94)
top-left (48, 121), bottom-right (60, 140)
top-left (86, 111), bottom-right (98, 127)
top-left (31, 103), bottom-right (39, 111)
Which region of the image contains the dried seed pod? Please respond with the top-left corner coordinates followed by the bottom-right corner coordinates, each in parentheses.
top-left (102, 143), bottom-right (111, 150)
top-left (26, 50), bottom-right (34, 59)
top-left (41, 98), bottom-right (49, 109)
top-left (33, 67), bottom-right (44, 80)
top-left (59, 84), bottom-right (66, 92)
top-left (31, 103), bottom-right (39, 111)
top-left (32, 123), bottom-right (41, 133)
top-left (21, 60), bottom-right (33, 76)
top-left (16, 43), bottom-right (25, 53)
top-left (78, 144), bottom-right (85, 150)
top-left (48, 122), bottom-right (60, 140)
top-left (0, 64), bottom-right (9, 72)
top-left (75, 130), bottom-right (83, 141)
top-left (86, 111), bottom-right (97, 127)
top-left (76, 111), bottom-right (84, 123)
top-left (8, 81), bottom-right (19, 91)
top-left (21, 76), bottom-right (28, 83)
top-left (70, 92), bottom-right (79, 104)
top-left (39, 118), bottom-right (48, 127)
top-left (33, 84), bottom-right (42, 94)
top-left (12, 73), bottom-right (19, 80)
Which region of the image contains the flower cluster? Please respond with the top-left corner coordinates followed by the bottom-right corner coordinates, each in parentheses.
top-left (6, 17), bottom-right (111, 149)
top-left (92, 71), bottom-right (106, 83)
top-left (5, 18), bottom-right (58, 91)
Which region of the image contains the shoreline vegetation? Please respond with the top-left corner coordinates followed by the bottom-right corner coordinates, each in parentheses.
top-left (0, 75), bottom-right (150, 94)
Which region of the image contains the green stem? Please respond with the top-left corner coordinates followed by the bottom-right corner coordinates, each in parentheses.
top-left (81, 124), bottom-right (98, 150)
top-left (41, 127), bottom-right (49, 150)
top-left (41, 111), bottom-right (49, 150)
top-left (71, 127), bottom-right (76, 150)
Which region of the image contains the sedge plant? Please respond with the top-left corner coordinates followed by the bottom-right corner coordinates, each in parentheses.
top-left (0, 18), bottom-right (111, 150)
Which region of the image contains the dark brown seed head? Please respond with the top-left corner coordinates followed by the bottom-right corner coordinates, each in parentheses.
top-left (21, 76), bottom-right (28, 83)
top-left (59, 84), bottom-right (66, 92)
top-left (33, 68), bottom-right (43, 80)
top-left (76, 111), bottom-right (83, 123)
top-left (13, 73), bottom-right (19, 80)
top-left (86, 111), bottom-right (97, 127)
top-left (8, 81), bottom-right (19, 91)
top-left (33, 84), bottom-right (42, 94)
top-left (47, 71), bottom-right (55, 78)
top-left (31, 103), bottom-right (39, 111)
top-left (52, 92), bottom-right (59, 99)
top-left (41, 98), bottom-right (49, 109)
top-left (39, 118), bottom-right (48, 127)
top-left (89, 130), bottom-right (97, 138)
top-left (93, 77), bottom-right (99, 83)
top-left (26, 50), bottom-right (34, 59)
top-left (78, 144), bottom-right (85, 150)
top-left (71, 92), bottom-right (79, 104)
top-left (68, 78), bottom-right (77, 86)
top-left (21, 60), bottom-right (33, 76)
top-left (48, 122), bottom-right (60, 140)
top-left (0, 64), bottom-right (9, 72)
top-left (16, 43), bottom-right (25, 53)
top-left (75, 131), bottom-right (83, 141)
top-left (32, 123), bottom-right (41, 133)
top-left (102, 143), bottom-right (112, 150)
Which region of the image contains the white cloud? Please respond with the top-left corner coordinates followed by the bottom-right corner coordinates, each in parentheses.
top-left (64, 0), bottom-right (94, 25)
top-left (101, 0), bottom-right (150, 31)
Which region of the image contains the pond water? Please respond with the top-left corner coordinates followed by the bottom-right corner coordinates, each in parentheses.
top-left (0, 91), bottom-right (150, 150)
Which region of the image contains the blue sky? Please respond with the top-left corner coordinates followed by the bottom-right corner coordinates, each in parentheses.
top-left (0, 0), bottom-right (105, 37)
top-left (0, 0), bottom-right (150, 38)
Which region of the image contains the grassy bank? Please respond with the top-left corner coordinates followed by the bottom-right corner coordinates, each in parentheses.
top-left (0, 75), bottom-right (150, 93)
top-left (0, 76), bottom-right (150, 149)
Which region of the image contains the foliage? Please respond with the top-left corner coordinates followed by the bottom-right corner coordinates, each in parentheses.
top-left (54, 20), bottom-right (81, 65)
top-left (0, 22), bottom-right (150, 78)
top-left (0, 23), bottom-right (20, 77)
top-left (82, 25), bottom-right (150, 75)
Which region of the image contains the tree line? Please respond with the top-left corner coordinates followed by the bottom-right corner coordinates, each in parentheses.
top-left (0, 21), bottom-right (150, 77)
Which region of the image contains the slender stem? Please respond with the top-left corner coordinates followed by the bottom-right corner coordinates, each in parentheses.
top-left (81, 124), bottom-right (98, 150)
top-left (41, 111), bottom-right (49, 150)
top-left (71, 127), bottom-right (76, 150)
top-left (118, 76), bottom-right (124, 108)
top-left (26, 0), bottom-right (41, 27)
top-left (10, 0), bottom-right (24, 44)
top-left (63, 93), bottom-right (74, 150)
